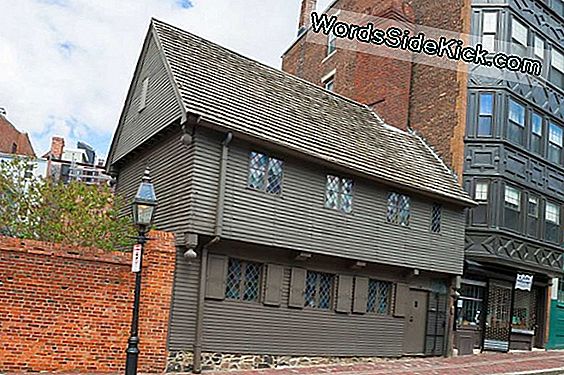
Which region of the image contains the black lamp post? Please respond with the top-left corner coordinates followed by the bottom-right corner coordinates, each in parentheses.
top-left (125, 167), bottom-right (158, 375)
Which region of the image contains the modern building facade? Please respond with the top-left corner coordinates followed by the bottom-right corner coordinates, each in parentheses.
top-left (282, 0), bottom-right (564, 352)
top-left (106, 19), bottom-right (473, 371)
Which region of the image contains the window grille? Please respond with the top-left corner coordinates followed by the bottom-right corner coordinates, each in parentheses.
top-left (305, 271), bottom-right (334, 309)
top-left (387, 192), bottom-right (410, 227)
top-left (457, 284), bottom-right (485, 328)
top-left (508, 99), bottom-right (525, 145)
top-left (478, 93), bottom-right (494, 136)
top-left (324, 175), bottom-right (353, 213)
top-left (248, 151), bottom-right (283, 194)
top-left (225, 258), bottom-right (262, 302)
top-left (431, 204), bottom-right (442, 233)
top-left (475, 181), bottom-right (489, 201)
top-left (367, 279), bottom-right (393, 315)
top-left (512, 289), bottom-right (538, 331)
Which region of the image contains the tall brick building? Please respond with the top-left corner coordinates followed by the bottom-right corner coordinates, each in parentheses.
top-left (283, 0), bottom-right (564, 353)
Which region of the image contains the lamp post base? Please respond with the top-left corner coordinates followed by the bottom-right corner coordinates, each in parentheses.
top-left (125, 336), bottom-right (140, 375)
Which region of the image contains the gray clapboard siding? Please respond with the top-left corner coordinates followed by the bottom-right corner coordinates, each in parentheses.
top-left (115, 128), bottom-right (194, 237)
top-left (189, 128), bottom-right (465, 275)
top-left (111, 34), bottom-right (183, 164)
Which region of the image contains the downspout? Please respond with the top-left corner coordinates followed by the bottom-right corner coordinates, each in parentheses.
top-left (193, 131), bottom-right (233, 374)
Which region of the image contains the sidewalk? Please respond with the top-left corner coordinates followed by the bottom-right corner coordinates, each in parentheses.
top-left (203, 351), bottom-right (564, 375)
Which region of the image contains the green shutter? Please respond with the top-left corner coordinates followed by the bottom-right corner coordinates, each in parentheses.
top-left (353, 277), bottom-right (369, 314)
top-left (289, 267), bottom-right (306, 308)
top-left (336, 275), bottom-right (353, 313)
top-left (205, 254), bottom-right (228, 300)
top-left (264, 264), bottom-right (284, 306)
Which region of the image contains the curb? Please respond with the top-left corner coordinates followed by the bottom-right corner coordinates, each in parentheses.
top-left (501, 368), bottom-right (564, 375)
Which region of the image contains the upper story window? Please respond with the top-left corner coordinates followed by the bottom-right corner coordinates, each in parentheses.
top-left (481, 12), bottom-right (498, 51)
top-left (530, 112), bottom-right (543, 155)
top-left (553, 0), bottom-right (564, 17)
top-left (548, 122), bottom-right (563, 164)
top-left (305, 271), bottom-right (334, 309)
top-left (324, 175), bottom-right (353, 213)
top-left (545, 201), bottom-right (560, 243)
top-left (508, 98), bottom-right (525, 145)
top-left (478, 93), bottom-right (494, 136)
top-left (138, 77), bottom-right (149, 112)
top-left (248, 151), bottom-right (283, 194)
top-left (511, 18), bottom-right (529, 56)
top-left (527, 195), bottom-right (539, 238)
top-left (504, 185), bottom-right (521, 231)
top-left (431, 203), bottom-right (442, 233)
top-left (11, 143), bottom-right (17, 154)
top-left (550, 48), bottom-right (564, 90)
top-left (475, 181), bottom-right (489, 201)
top-left (534, 35), bottom-right (545, 61)
top-left (324, 76), bottom-right (335, 92)
top-left (225, 258), bottom-right (262, 302)
top-left (367, 279), bottom-right (393, 315)
top-left (387, 192), bottom-right (410, 227)
top-left (327, 31), bottom-right (337, 56)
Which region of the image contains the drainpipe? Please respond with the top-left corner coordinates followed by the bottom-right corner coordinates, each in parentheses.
top-left (193, 131), bottom-right (233, 374)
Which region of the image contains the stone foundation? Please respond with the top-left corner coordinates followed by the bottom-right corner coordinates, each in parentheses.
top-left (166, 351), bottom-right (390, 372)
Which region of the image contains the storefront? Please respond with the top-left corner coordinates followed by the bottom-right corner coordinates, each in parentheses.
top-left (455, 262), bottom-right (549, 354)
top-left (547, 278), bottom-right (564, 349)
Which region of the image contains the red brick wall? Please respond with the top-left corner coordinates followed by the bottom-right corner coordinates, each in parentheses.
top-left (282, 0), bottom-right (414, 129)
top-left (0, 115), bottom-right (35, 157)
top-left (0, 231), bottom-right (176, 373)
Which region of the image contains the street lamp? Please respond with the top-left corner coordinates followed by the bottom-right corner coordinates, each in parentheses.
top-left (125, 167), bottom-right (158, 375)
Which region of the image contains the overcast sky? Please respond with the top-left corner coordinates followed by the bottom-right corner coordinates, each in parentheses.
top-left (0, 0), bottom-right (334, 159)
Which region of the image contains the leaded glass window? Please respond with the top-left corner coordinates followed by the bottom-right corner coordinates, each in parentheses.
top-left (305, 271), bottom-right (334, 309)
top-left (367, 279), bottom-right (393, 315)
top-left (387, 192), bottom-right (410, 227)
top-left (324, 175), bottom-right (353, 213)
top-left (248, 151), bottom-right (283, 194)
top-left (225, 258), bottom-right (262, 302)
top-left (431, 204), bottom-right (442, 233)
top-left (508, 99), bottom-right (525, 145)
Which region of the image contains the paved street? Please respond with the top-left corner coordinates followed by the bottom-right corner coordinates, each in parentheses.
top-left (203, 351), bottom-right (564, 375)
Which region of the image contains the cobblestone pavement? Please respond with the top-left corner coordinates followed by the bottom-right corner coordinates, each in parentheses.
top-left (203, 351), bottom-right (564, 375)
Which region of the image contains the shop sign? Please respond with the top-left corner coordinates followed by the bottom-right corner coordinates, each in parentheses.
top-left (515, 273), bottom-right (533, 291)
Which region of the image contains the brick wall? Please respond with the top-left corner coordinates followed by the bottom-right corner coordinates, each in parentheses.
top-left (282, 0), bottom-right (415, 129)
top-left (0, 230), bottom-right (176, 373)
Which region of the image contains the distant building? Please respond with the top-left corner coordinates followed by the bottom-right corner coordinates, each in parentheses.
top-left (43, 136), bottom-right (111, 186)
top-left (0, 109), bottom-right (35, 157)
top-left (0, 152), bottom-right (48, 181)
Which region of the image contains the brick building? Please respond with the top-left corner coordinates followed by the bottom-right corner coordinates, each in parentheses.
top-left (0, 109), bottom-right (35, 157)
top-left (283, 0), bottom-right (564, 353)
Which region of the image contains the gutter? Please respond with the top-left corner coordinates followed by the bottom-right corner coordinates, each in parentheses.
top-left (192, 131), bottom-right (233, 374)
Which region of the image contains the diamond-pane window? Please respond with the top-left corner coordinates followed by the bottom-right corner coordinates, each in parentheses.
top-left (367, 279), bottom-right (393, 315)
top-left (248, 152), bottom-right (283, 194)
top-left (304, 271), bottom-right (334, 309)
top-left (387, 192), bottom-right (410, 226)
top-left (324, 175), bottom-right (353, 213)
top-left (431, 204), bottom-right (442, 233)
top-left (225, 258), bottom-right (262, 302)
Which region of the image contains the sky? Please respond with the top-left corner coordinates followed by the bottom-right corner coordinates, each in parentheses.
top-left (0, 0), bottom-right (334, 160)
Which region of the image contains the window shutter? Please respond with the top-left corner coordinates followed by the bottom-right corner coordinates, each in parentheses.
top-left (205, 254), bottom-right (228, 300)
top-left (394, 283), bottom-right (410, 317)
top-left (336, 275), bottom-right (353, 313)
top-left (264, 264), bottom-right (284, 306)
top-left (353, 277), bottom-right (369, 314)
top-left (288, 267), bottom-right (306, 308)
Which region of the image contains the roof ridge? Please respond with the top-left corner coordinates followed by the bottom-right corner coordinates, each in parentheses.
top-left (150, 18), bottom-right (371, 113)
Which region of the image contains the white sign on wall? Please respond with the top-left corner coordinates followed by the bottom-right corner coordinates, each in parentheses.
top-left (131, 244), bottom-right (142, 273)
top-left (515, 274), bottom-right (533, 291)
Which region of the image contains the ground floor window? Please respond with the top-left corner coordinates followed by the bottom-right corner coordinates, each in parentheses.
top-left (512, 289), bottom-right (538, 332)
top-left (305, 271), bottom-right (334, 309)
top-left (457, 283), bottom-right (485, 328)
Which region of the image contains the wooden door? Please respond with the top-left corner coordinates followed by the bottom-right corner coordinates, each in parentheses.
top-left (404, 289), bottom-right (429, 354)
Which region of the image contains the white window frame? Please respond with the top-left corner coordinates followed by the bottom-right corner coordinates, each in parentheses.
top-left (475, 181), bottom-right (489, 201)
top-left (534, 35), bottom-right (545, 60)
top-left (546, 202), bottom-right (560, 225)
top-left (504, 185), bottom-right (521, 211)
top-left (511, 18), bottom-right (528, 49)
top-left (552, 49), bottom-right (564, 73)
top-left (482, 12), bottom-right (498, 51)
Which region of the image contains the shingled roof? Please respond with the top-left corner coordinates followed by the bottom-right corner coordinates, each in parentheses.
top-left (112, 18), bottom-right (474, 206)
